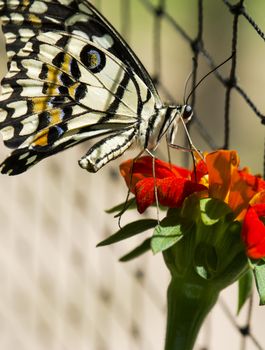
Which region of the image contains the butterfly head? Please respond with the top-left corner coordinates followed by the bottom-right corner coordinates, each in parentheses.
top-left (180, 104), bottom-right (193, 123)
top-left (157, 104), bottom-right (193, 146)
top-left (164, 104), bottom-right (193, 131)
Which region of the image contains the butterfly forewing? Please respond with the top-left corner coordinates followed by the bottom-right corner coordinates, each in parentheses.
top-left (0, 0), bottom-right (170, 175)
top-left (0, 0), bottom-right (160, 97)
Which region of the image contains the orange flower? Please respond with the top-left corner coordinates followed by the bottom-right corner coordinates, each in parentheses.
top-left (205, 150), bottom-right (265, 220)
top-left (120, 151), bottom-right (265, 259)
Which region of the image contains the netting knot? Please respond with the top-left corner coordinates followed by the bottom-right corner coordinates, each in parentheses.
top-left (191, 39), bottom-right (202, 53)
top-left (224, 77), bottom-right (237, 88)
top-left (239, 325), bottom-right (250, 336)
top-left (229, 2), bottom-right (245, 16)
top-left (155, 5), bottom-right (164, 17)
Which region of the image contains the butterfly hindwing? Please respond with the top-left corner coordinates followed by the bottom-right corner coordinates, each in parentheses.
top-left (0, 125), bottom-right (136, 175)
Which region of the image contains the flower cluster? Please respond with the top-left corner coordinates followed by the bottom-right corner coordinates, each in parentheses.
top-left (120, 150), bottom-right (265, 259)
top-left (101, 150), bottom-right (265, 349)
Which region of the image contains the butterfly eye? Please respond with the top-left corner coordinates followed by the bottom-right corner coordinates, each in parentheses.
top-left (80, 45), bottom-right (106, 73)
top-left (88, 50), bottom-right (101, 69)
top-left (182, 105), bottom-right (193, 122)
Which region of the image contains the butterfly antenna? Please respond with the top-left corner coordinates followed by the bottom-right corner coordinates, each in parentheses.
top-left (183, 69), bottom-right (195, 105)
top-left (185, 53), bottom-right (234, 105)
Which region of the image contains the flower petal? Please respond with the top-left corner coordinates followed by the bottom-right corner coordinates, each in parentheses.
top-left (229, 170), bottom-right (257, 220)
top-left (252, 203), bottom-right (265, 217)
top-left (206, 150), bottom-right (239, 202)
top-left (158, 178), bottom-right (207, 207)
top-left (120, 156), bottom-right (191, 193)
top-left (135, 177), bottom-right (156, 213)
top-left (192, 159), bottom-right (208, 183)
top-left (239, 168), bottom-right (265, 192)
top-left (157, 177), bottom-right (187, 207)
top-left (134, 176), bottom-right (207, 213)
top-left (242, 206), bottom-right (265, 259)
top-left (250, 190), bottom-right (265, 207)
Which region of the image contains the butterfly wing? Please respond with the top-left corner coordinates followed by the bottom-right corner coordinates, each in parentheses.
top-left (0, 1), bottom-right (163, 175)
top-left (0, 21), bottom-right (159, 174)
top-left (0, 0), bottom-right (160, 99)
top-left (79, 1), bottom-right (160, 101)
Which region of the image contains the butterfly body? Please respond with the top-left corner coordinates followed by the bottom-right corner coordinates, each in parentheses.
top-left (0, 0), bottom-right (191, 175)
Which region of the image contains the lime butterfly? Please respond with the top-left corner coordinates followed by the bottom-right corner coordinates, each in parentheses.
top-left (0, 0), bottom-right (193, 175)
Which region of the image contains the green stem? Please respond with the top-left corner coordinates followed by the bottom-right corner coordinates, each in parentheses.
top-left (165, 275), bottom-right (219, 350)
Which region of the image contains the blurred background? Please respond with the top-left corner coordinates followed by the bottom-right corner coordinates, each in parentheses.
top-left (0, 0), bottom-right (264, 349)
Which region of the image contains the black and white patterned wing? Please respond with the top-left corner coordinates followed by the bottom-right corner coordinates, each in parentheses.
top-left (0, 0), bottom-right (160, 100)
top-left (77, 0), bottom-right (160, 101)
top-left (0, 1), bottom-right (162, 175)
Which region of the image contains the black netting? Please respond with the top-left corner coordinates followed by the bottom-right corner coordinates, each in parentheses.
top-left (114, 0), bottom-right (265, 177)
top-left (114, 1), bottom-right (264, 349)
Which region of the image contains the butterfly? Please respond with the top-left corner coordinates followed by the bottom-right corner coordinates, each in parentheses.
top-left (0, 0), bottom-right (193, 175)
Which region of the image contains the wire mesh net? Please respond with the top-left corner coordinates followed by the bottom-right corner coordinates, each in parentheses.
top-left (0, 0), bottom-right (264, 349)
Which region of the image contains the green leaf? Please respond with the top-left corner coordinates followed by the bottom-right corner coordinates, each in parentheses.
top-left (151, 216), bottom-right (193, 254)
top-left (105, 197), bottom-right (136, 214)
top-left (253, 262), bottom-right (265, 305)
top-left (119, 238), bottom-right (151, 262)
top-left (200, 198), bottom-right (232, 225)
top-left (237, 270), bottom-right (253, 314)
top-left (97, 219), bottom-right (157, 246)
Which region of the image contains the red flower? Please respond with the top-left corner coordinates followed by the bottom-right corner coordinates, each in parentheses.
top-left (242, 204), bottom-right (265, 259)
top-left (120, 151), bottom-right (265, 259)
top-left (239, 168), bottom-right (265, 192)
top-left (120, 156), bottom-right (206, 213)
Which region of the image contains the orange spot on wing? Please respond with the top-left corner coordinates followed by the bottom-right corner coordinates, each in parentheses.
top-left (32, 97), bottom-right (50, 113)
top-left (48, 109), bottom-right (62, 125)
top-left (68, 83), bottom-right (79, 99)
top-left (32, 129), bottom-right (49, 147)
top-left (23, 0), bottom-right (30, 7)
top-left (47, 66), bottom-right (61, 84)
top-left (46, 84), bottom-right (60, 96)
top-left (28, 14), bottom-right (41, 25)
top-left (61, 54), bottom-right (72, 74)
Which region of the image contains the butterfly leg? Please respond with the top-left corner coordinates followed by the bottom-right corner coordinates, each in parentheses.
top-left (144, 149), bottom-right (161, 223)
top-left (117, 148), bottom-right (160, 227)
top-left (166, 116), bottom-right (204, 161)
top-left (117, 149), bottom-right (145, 228)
